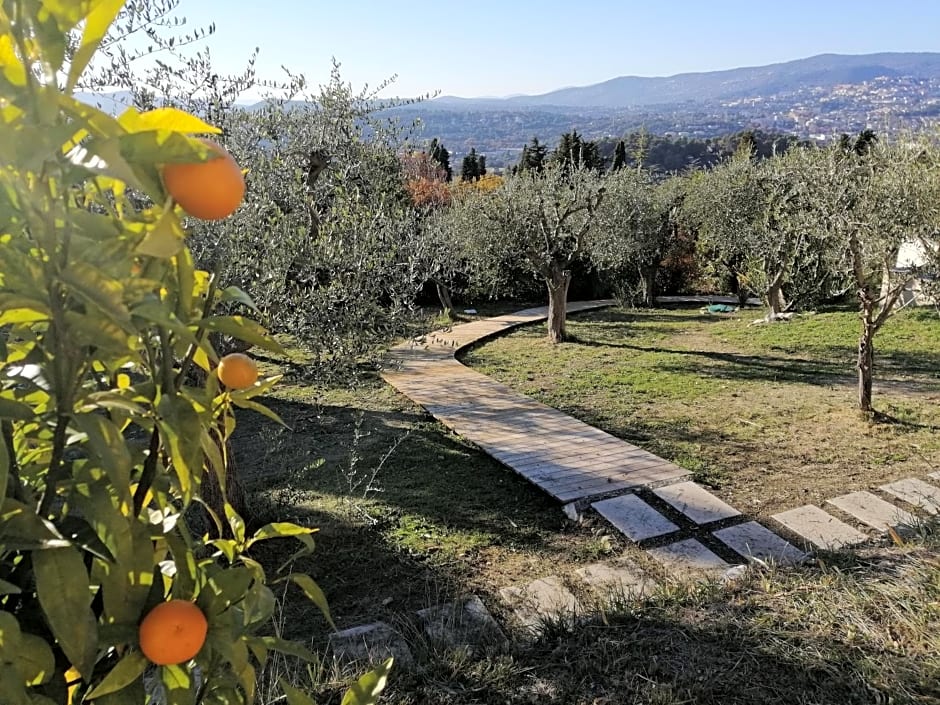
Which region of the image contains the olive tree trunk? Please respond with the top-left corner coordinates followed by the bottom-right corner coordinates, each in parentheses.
top-left (433, 279), bottom-right (455, 320)
top-left (766, 271), bottom-right (788, 316)
top-left (546, 267), bottom-right (572, 344)
top-left (856, 294), bottom-right (876, 414)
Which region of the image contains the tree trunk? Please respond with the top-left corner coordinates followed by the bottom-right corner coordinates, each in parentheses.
top-left (766, 273), bottom-right (787, 316)
top-left (546, 268), bottom-right (572, 344)
top-left (640, 265), bottom-right (657, 308)
top-left (857, 296), bottom-right (876, 414)
top-left (434, 280), bottom-right (455, 320)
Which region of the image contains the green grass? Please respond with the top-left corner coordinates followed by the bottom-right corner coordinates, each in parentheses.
top-left (233, 345), bottom-right (627, 636)
top-left (462, 305), bottom-right (940, 514)
top-left (230, 304), bottom-right (940, 704)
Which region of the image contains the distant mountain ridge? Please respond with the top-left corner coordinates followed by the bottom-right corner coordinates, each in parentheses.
top-left (428, 52), bottom-right (940, 109)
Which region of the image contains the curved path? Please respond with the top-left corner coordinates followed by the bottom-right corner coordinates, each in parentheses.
top-left (373, 301), bottom-right (940, 635)
top-left (381, 300), bottom-right (690, 504)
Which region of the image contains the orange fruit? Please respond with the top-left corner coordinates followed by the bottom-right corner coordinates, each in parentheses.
top-left (217, 352), bottom-right (258, 389)
top-left (163, 138), bottom-right (245, 220)
top-left (139, 600), bottom-right (208, 666)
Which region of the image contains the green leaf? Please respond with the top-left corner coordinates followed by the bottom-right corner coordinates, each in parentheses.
top-left (63, 311), bottom-right (133, 352)
top-left (280, 680), bottom-right (318, 705)
top-left (0, 397), bottom-right (34, 421)
top-left (91, 519), bottom-right (154, 625)
top-left (85, 649), bottom-right (148, 700)
top-left (287, 575), bottom-right (334, 630)
top-left (66, 0), bottom-right (125, 91)
top-left (256, 636), bottom-right (317, 662)
top-left (0, 499), bottom-right (70, 552)
top-left (237, 662), bottom-right (256, 704)
top-left (32, 547), bottom-right (98, 678)
top-left (161, 664), bottom-right (195, 705)
top-left (74, 413), bottom-right (132, 501)
top-left (198, 316), bottom-right (285, 354)
top-left (340, 658), bottom-right (393, 705)
top-left (229, 397), bottom-right (288, 427)
top-left (219, 286), bottom-right (259, 314)
top-left (0, 610), bottom-right (23, 654)
top-left (224, 503), bottom-right (246, 545)
top-left (157, 395), bottom-right (203, 501)
top-left (0, 295), bottom-right (51, 325)
top-left (199, 566), bottom-right (254, 617)
top-left (242, 584), bottom-right (276, 627)
top-left (176, 248), bottom-right (197, 319)
top-left (164, 529), bottom-right (198, 600)
top-left (0, 664), bottom-right (29, 705)
top-left (93, 677), bottom-right (146, 705)
top-left (0, 35), bottom-right (27, 87)
top-left (135, 210), bottom-right (185, 258)
top-left (0, 430), bottom-right (7, 505)
top-left (120, 108), bottom-right (222, 136)
top-left (247, 522), bottom-right (316, 555)
top-left (0, 577), bottom-right (22, 595)
top-left (58, 262), bottom-right (132, 328)
top-left (16, 634), bottom-right (54, 686)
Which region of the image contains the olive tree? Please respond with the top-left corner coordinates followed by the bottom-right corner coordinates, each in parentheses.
top-left (594, 171), bottom-right (684, 307)
top-left (797, 137), bottom-right (940, 412)
top-left (683, 147), bottom-right (839, 316)
top-left (445, 165), bottom-right (606, 342)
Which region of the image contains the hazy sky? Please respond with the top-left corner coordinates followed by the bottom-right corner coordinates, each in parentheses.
top-left (172, 0), bottom-right (939, 98)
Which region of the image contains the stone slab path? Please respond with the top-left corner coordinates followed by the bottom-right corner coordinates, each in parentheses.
top-left (880, 478), bottom-right (940, 514)
top-left (382, 301), bottom-right (690, 503)
top-left (592, 493), bottom-right (679, 542)
top-left (771, 505), bottom-right (868, 550)
top-left (653, 481), bottom-right (741, 525)
top-left (828, 491), bottom-right (918, 533)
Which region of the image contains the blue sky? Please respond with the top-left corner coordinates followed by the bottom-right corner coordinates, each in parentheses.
top-left (174, 0), bottom-right (939, 98)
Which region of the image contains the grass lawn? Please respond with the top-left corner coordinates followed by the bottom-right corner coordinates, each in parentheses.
top-left (229, 303), bottom-right (940, 704)
top-left (462, 305), bottom-right (940, 516)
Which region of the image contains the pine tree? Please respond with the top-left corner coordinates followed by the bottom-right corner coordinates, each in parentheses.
top-left (461, 148), bottom-right (480, 181)
top-left (478, 154), bottom-right (486, 178)
top-left (554, 130), bottom-right (603, 172)
top-left (517, 137), bottom-right (547, 173)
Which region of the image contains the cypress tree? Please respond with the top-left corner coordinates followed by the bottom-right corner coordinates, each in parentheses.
top-left (612, 139), bottom-right (627, 171)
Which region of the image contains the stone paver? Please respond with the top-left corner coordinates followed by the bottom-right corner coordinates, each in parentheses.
top-left (713, 521), bottom-right (807, 565)
top-left (329, 622), bottom-right (414, 668)
top-left (827, 491), bottom-right (918, 533)
top-left (880, 478), bottom-right (940, 515)
top-left (647, 538), bottom-right (732, 575)
top-left (592, 493), bottom-right (679, 542)
top-left (771, 505), bottom-right (868, 550)
top-left (929, 472), bottom-right (940, 482)
top-left (576, 559), bottom-right (656, 598)
top-left (416, 595), bottom-right (507, 651)
top-left (499, 576), bottom-right (581, 631)
top-left (382, 301), bottom-right (690, 503)
top-left (653, 481), bottom-right (740, 525)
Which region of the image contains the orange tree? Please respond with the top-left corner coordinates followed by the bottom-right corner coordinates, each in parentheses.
top-left (0, 2), bottom-right (389, 704)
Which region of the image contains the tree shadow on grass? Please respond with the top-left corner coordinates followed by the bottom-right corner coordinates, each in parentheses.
top-left (231, 394), bottom-right (582, 631)
top-left (372, 543), bottom-right (939, 705)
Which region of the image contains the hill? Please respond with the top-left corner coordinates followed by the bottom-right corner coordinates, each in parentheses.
top-left (432, 52), bottom-right (940, 109)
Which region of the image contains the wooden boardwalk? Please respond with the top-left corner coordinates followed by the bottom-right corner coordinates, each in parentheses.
top-left (381, 301), bottom-right (690, 503)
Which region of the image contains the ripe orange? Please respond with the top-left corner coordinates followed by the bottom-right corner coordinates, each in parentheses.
top-left (139, 600), bottom-right (208, 666)
top-left (162, 138), bottom-right (245, 220)
top-left (216, 352), bottom-right (258, 389)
